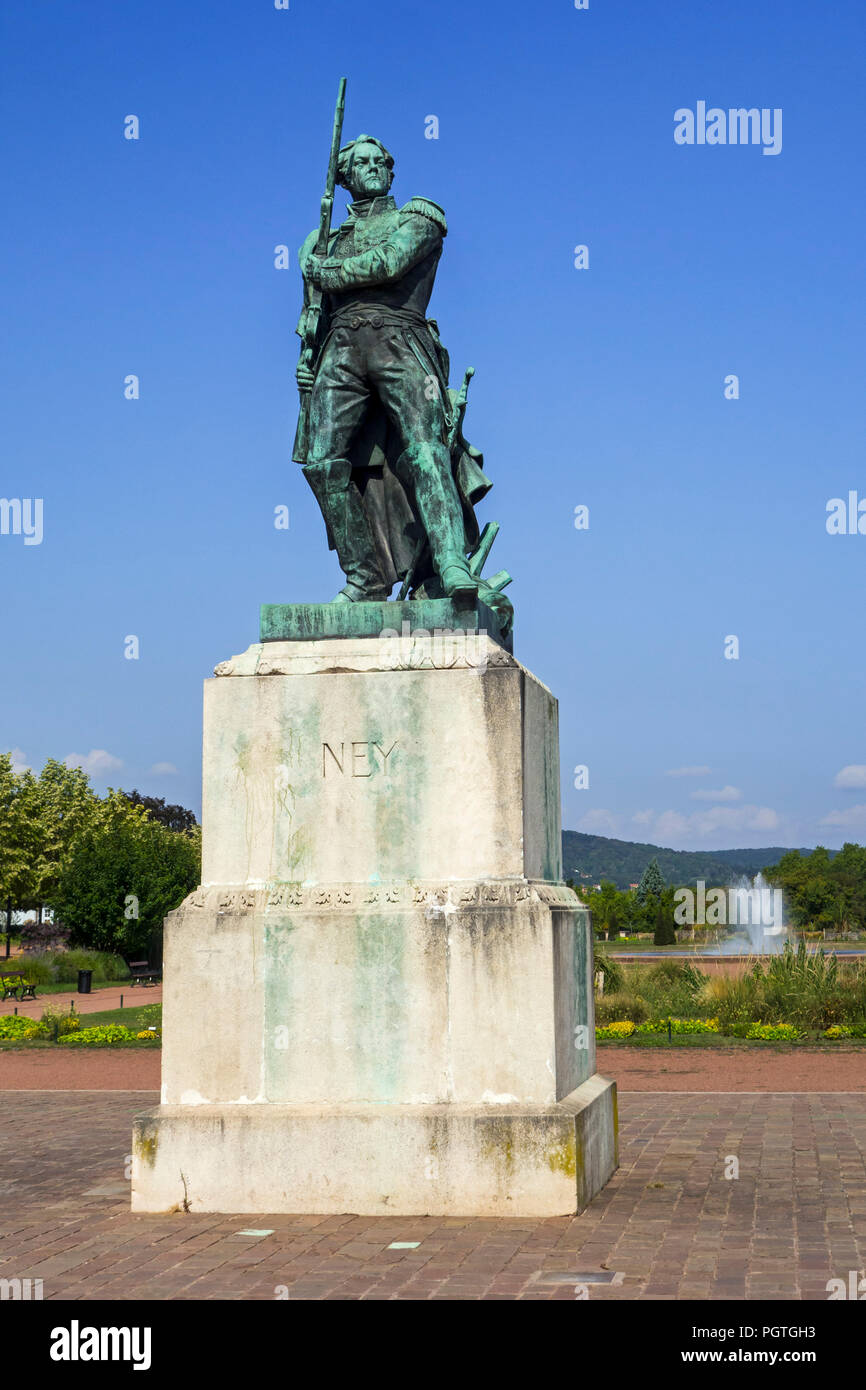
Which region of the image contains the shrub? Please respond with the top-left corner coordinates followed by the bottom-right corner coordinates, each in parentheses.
top-left (59, 1024), bottom-right (136, 1047)
top-left (595, 992), bottom-right (650, 1025)
top-left (754, 942), bottom-right (851, 1031)
top-left (709, 975), bottom-right (764, 1034)
top-left (823, 1021), bottom-right (866, 1039)
top-left (40, 1007), bottom-right (80, 1038)
top-left (623, 961), bottom-right (711, 1020)
top-left (647, 962), bottom-right (708, 1015)
top-left (6, 950), bottom-right (129, 986)
top-left (5, 956), bottom-right (55, 985)
top-left (593, 953), bottom-right (625, 994)
top-left (19, 921), bottom-right (70, 951)
top-left (725, 1021), bottom-right (756, 1038)
top-left (137, 1003), bottom-right (162, 1029)
top-left (50, 949), bottom-right (129, 982)
top-left (653, 905), bottom-right (677, 947)
top-left (0, 1014), bottom-right (46, 1040)
top-left (745, 1022), bottom-right (802, 1041)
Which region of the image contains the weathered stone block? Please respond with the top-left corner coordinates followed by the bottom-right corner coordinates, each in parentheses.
top-left (132, 1077), bottom-right (617, 1217)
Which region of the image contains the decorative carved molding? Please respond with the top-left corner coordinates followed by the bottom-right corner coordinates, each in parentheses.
top-left (179, 879), bottom-right (584, 915)
top-left (210, 642), bottom-right (518, 680)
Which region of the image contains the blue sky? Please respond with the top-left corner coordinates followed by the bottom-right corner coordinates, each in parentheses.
top-left (2, 0), bottom-right (865, 851)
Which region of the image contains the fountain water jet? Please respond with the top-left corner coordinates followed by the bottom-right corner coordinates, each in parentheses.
top-left (708, 872), bottom-right (791, 955)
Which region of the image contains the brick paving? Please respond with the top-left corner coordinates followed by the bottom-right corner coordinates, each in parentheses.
top-left (1, 1090), bottom-right (865, 1299)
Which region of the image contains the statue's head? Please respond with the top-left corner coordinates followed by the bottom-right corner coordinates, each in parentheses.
top-left (337, 135), bottom-right (395, 200)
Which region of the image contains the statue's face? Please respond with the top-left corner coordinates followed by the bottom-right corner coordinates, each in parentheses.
top-left (346, 142), bottom-right (392, 200)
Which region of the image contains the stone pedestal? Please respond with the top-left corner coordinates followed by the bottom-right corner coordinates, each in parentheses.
top-left (132, 601), bottom-right (617, 1216)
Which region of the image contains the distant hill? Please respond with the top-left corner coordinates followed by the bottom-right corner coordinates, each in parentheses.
top-left (562, 831), bottom-right (815, 889)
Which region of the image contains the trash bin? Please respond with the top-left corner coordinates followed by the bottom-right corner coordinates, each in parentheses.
top-left (77, 969), bottom-right (92, 994)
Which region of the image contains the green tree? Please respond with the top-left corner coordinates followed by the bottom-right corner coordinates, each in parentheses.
top-left (27, 759), bottom-right (98, 911)
top-left (124, 790), bottom-right (197, 833)
top-left (653, 901), bottom-right (677, 946)
top-left (636, 856), bottom-right (666, 905)
top-left (764, 846), bottom-right (858, 933)
top-left (0, 752), bottom-right (35, 941)
top-left (828, 842), bottom-right (866, 931)
top-left (51, 792), bottom-right (201, 956)
top-left (590, 880), bottom-right (620, 933)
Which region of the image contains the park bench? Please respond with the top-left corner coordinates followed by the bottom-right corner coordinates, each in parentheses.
top-left (128, 960), bottom-right (162, 987)
top-left (1, 972), bottom-right (37, 1001)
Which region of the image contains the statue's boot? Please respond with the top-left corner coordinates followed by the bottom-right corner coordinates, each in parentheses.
top-left (303, 460), bottom-right (390, 602)
top-left (396, 443), bottom-right (478, 601)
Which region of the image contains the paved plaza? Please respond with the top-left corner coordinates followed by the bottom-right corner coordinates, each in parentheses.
top-left (1, 1089), bottom-right (864, 1300)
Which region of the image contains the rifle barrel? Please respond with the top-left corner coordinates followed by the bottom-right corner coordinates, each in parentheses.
top-left (316, 77), bottom-right (347, 254)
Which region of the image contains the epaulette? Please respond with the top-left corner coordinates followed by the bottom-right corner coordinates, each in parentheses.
top-left (401, 197), bottom-right (447, 235)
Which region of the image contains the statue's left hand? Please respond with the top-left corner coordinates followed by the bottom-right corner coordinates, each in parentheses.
top-left (296, 360), bottom-right (316, 392)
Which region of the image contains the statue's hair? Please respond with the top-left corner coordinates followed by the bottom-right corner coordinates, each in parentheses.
top-left (336, 134), bottom-right (395, 190)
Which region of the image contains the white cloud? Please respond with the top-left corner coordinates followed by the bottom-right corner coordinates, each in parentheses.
top-left (642, 804), bottom-right (780, 845)
top-left (696, 805), bottom-right (779, 834)
top-left (576, 809), bottom-right (622, 836)
top-left (690, 785), bottom-right (742, 803)
top-left (820, 804), bottom-right (866, 827)
top-left (652, 810), bottom-right (690, 840)
top-left (574, 801), bottom-right (780, 846)
top-left (148, 762), bottom-right (179, 775)
top-left (9, 747), bottom-right (30, 774)
top-left (64, 749), bottom-right (124, 776)
top-left (664, 765), bottom-right (711, 778)
top-left (833, 765), bottom-right (866, 789)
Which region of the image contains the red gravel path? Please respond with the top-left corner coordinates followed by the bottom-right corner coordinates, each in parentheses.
top-left (597, 1044), bottom-right (866, 1091)
top-left (0, 1049), bottom-right (161, 1089)
top-left (0, 1045), bottom-right (864, 1091)
top-left (0, 984), bottom-right (161, 1019)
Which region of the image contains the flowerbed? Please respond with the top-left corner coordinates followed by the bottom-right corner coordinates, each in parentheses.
top-left (596, 1017), bottom-right (721, 1040)
top-left (594, 1016), bottom-right (866, 1042)
top-left (636, 1018), bottom-right (720, 1035)
top-left (59, 1024), bottom-right (139, 1047)
top-left (0, 1015), bottom-right (44, 1040)
top-left (744, 1022), bottom-right (802, 1041)
top-left (596, 1020), bottom-right (637, 1039)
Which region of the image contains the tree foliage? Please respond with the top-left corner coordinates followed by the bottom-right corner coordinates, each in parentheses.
top-left (0, 752), bottom-right (201, 953)
top-left (0, 752), bottom-right (32, 913)
top-left (51, 794), bottom-right (200, 956)
top-left (124, 790), bottom-right (198, 833)
top-left (653, 900), bottom-right (677, 946)
top-left (636, 856), bottom-right (666, 905)
top-left (764, 844), bottom-right (866, 933)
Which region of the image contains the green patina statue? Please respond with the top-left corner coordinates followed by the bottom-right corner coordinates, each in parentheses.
top-left (293, 80), bottom-right (512, 632)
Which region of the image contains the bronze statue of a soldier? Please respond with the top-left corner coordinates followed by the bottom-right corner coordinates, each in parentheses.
top-left (293, 82), bottom-right (511, 628)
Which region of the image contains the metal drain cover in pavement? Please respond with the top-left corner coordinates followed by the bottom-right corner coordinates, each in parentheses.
top-left (533, 1271), bottom-right (624, 1285)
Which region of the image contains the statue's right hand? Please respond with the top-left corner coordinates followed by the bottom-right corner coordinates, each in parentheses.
top-left (296, 361), bottom-right (316, 392)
